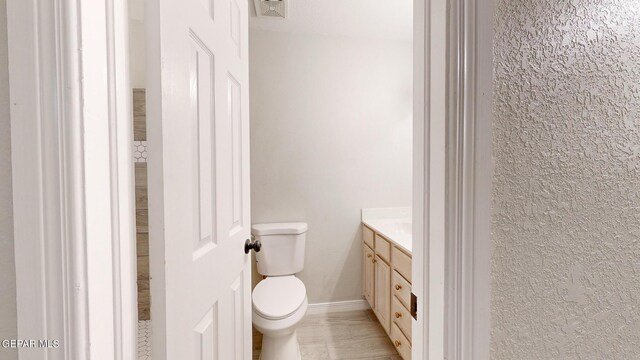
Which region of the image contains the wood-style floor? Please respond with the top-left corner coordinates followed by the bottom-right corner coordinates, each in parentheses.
top-left (253, 310), bottom-right (402, 360)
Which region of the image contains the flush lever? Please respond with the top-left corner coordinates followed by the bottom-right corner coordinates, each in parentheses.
top-left (244, 236), bottom-right (262, 254)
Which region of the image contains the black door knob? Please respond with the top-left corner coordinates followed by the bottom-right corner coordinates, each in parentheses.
top-left (244, 239), bottom-right (262, 254)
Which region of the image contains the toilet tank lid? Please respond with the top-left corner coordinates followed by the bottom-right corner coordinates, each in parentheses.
top-left (251, 222), bottom-right (308, 235)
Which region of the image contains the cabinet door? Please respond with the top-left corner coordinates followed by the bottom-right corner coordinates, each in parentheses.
top-left (374, 255), bottom-right (391, 333)
top-left (363, 245), bottom-right (375, 308)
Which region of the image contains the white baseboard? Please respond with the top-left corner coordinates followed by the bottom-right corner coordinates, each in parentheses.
top-left (306, 299), bottom-right (370, 315)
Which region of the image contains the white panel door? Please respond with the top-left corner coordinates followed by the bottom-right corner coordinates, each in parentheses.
top-left (146, 0), bottom-right (251, 359)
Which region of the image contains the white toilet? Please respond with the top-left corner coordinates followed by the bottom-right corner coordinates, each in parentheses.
top-left (251, 222), bottom-right (308, 360)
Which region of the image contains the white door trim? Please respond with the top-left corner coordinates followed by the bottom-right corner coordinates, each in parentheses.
top-left (445, 0), bottom-right (493, 358)
top-left (412, 0), bottom-right (448, 359)
top-left (414, 0), bottom-right (493, 359)
top-left (7, 0), bottom-right (136, 358)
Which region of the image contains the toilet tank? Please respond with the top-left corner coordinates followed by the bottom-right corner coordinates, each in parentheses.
top-left (252, 222), bottom-right (308, 276)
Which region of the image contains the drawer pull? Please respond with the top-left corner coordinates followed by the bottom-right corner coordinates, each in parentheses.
top-left (395, 284), bottom-right (402, 290)
top-left (367, 253), bottom-right (372, 258)
top-left (394, 340), bottom-right (402, 348)
top-left (373, 258), bottom-right (377, 263)
top-left (395, 312), bottom-right (402, 319)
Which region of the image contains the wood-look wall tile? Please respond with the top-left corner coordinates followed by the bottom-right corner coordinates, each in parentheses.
top-left (133, 88), bottom-right (150, 321)
top-left (137, 288), bottom-right (151, 321)
top-left (133, 116), bottom-right (147, 141)
top-left (137, 256), bottom-right (149, 281)
top-left (136, 209), bottom-right (148, 233)
top-left (132, 89), bottom-right (146, 115)
top-left (135, 186), bottom-right (148, 210)
top-left (136, 233), bottom-right (149, 257)
top-left (133, 89), bottom-right (146, 141)
top-left (135, 163), bottom-right (147, 186)
top-left (137, 278), bottom-right (150, 292)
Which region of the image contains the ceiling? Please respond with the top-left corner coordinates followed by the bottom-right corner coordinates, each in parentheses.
top-left (128, 0), bottom-right (413, 41)
top-left (249, 0), bottom-right (413, 41)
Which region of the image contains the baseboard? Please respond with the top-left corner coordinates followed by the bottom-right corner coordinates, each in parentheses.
top-left (306, 299), bottom-right (370, 315)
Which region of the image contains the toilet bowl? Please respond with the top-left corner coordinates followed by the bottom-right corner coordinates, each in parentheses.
top-left (252, 276), bottom-right (307, 360)
top-left (251, 222), bottom-right (308, 360)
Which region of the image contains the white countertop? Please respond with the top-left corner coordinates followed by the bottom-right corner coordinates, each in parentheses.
top-left (361, 207), bottom-right (412, 253)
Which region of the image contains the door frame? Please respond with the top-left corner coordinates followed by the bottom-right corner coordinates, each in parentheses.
top-left (7, 0), bottom-right (136, 358)
top-left (412, 0), bottom-right (493, 359)
top-left (443, 0), bottom-right (493, 358)
top-left (411, 0), bottom-right (447, 358)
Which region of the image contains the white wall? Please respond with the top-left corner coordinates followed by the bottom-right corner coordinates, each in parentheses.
top-left (129, 20), bottom-right (145, 88)
top-left (128, 0), bottom-right (145, 88)
top-left (250, 30), bottom-right (412, 303)
top-left (492, 1), bottom-right (640, 357)
top-left (0, 0), bottom-right (17, 358)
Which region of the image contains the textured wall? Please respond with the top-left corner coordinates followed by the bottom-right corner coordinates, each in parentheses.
top-left (492, 0), bottom-right (640, 358)
top-left (0, 0), bottom-right (17, 358)
top-left (250, 30), bottom-right (412, 303)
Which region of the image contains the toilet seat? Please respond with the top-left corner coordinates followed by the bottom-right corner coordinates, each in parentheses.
top-left (252, 276), bottom-right (306, 320)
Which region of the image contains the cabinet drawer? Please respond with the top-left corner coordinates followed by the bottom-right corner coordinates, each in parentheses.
top-left (391, 323), bottom-right (412, 360)
top-left (363, 225), bottom-right (374, 248)
top-left (375, 234), bottom-right (391, 263)
top-left (392, 247), bottom-right (412, 282)
top-left (392, 270), bottom-right (411, 310)
top-left (392, 295), bottom-right (412, 341)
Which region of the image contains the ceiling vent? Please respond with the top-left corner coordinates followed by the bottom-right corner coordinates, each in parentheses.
top-left (254, 0), bottom-right (289, 19)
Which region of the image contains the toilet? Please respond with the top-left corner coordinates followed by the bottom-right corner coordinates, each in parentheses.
top-left (251, 222), bottom-right (308, 360)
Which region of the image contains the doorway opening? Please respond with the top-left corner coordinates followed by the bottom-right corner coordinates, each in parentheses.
top-left (127, 0), bottom-right (420, 359)
top-left (128, 0), bottom-right (151, 358)
top-left (248, 2), bottom-right (414, 359)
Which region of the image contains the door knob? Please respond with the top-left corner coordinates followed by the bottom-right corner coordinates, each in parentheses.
top-left (244, 238), bottom-right (262, 254)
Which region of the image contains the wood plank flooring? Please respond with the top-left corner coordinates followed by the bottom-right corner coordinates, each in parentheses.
top-left (253, 310), bottom-right (402, 360)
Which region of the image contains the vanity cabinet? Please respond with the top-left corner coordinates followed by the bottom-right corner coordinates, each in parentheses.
top-left (362, 224), bottom-right (412, 360)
